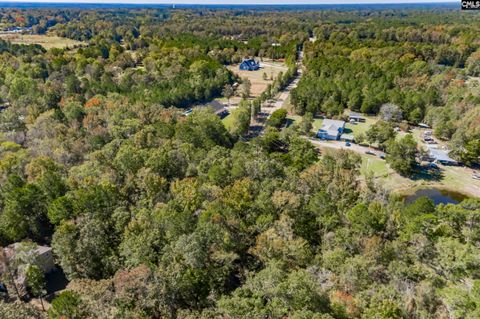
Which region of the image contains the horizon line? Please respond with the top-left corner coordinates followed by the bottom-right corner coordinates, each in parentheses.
top-left (0, 0), bottom-right (459, 4)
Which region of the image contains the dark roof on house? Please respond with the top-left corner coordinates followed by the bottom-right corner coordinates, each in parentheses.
top-left (241, 59), bottom-right (258, 66)
top-left (205, 100), bottom-right (226, 114)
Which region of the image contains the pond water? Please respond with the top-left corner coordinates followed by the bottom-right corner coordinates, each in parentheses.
top-left (404, 188), bottom-right (468, 205)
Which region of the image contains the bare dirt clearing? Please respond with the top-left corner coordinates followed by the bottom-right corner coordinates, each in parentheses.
top-left (227, 60), bottom-right (287, 97)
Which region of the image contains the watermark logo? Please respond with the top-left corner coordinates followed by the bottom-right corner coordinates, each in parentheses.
top-left (462, 1), bottom-right (480, 9)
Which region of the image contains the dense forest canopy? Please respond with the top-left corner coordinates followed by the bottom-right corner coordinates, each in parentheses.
top-left (0, 5), bottom-right (479, 319)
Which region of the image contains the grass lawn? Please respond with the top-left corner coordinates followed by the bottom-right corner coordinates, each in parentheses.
top-left (286, 114), bottom-right (302, 128)
top-left (344, 115), bottom-right (377, 138)
top-left (360, 154), bottom-right (389, 178)
top-left (222, 113), bottom-right (235, 130)
top-left (397, 127), bottom-right (423, 143)
top-left (0, 34), bottom-right (85, 49)
top-left (285, 116), bottom-right (323, 132)
top-left (374, 163), bottom-right (480, 198)
top-left (312, 118), bottom-right (324, 132)
top-left (442, 166), bottom-right (480, 196)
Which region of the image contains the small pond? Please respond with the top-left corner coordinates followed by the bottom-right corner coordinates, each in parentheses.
top-left (404, 188), bottom-right (468, 205)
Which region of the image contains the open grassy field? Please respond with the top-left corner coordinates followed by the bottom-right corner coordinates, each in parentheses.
top-left (227, 60), bottom-right (287, 97)
top-left (379, 166), bottom-right (480, 198)
top-left (0, 34), bottom-right (85, 49)
top-left (318, 146), bottom-right (480, 198)
top-left (344, 115), bottom-right (378, 138)
top-left (360, 154), bottom-right (389, 178)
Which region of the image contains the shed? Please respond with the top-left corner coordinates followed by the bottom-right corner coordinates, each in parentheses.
top-left (349, 112), bottom-right (365, 123)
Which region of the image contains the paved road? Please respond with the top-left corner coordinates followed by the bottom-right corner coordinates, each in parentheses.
top-left (307, 138), bottom-right (385, 158)
top-left (273, 74), bottom-right (302, 108)
top-left (249, 54), bottom-right (304, 137)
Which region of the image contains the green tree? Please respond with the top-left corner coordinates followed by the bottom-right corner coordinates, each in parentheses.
top-left (466, 49), bottom-right (480, 76)
top-left (267, 109), bottom-right (288, 128)
top-left (25, 264), bottom-right (47, 311)
top-left (228, 102), bottom-right (251, 137)
top-left (0, 176), bottom-right (50, 242)
top-left (295, 112), bottom-right (313, 135)
top-left (458, 137), bottom-right (480, 166)
top-left (48, 291), bottom-right (85, 319)
top-left (366, 121), bottom-right (396, 150)
top-left (251, 214), bottom-right (312, 268)
top-left (251, 98), bottom-right (262, 119)
top-left (386, 134), bottom-right (417, 177)
top-left (0, 301), bottom-right (45, 319)
top-left (441, 280), bottom-right (480, 319)
top-left (346, 202), bottom-right (387, 235)
top-left (241, 78), bottom-right (251, 99)
top-left (218, 261), bottom-right (332, 318)
top-left (222, 84), bottom-right (235, 107)
top-left (287, 136), bottom-right (318, 170)
top-left (175, 109), bottom-right (232, 149)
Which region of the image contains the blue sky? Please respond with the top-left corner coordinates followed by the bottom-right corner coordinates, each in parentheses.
top-left (4, 0), bottom-right (458, 4)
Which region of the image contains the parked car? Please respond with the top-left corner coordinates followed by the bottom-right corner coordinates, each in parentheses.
top-left (182, 109), bottom-right (193, 116)
top-left (378, 153), bottom-right (386, 159)
top-left (473, 172), bottom-right (480, 180)
top-left (365, 150), bottom-right (375, 155)
top-left (345, 141), bottom-right (351, 147)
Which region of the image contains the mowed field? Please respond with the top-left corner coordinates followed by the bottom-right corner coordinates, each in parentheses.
top-left (344, 115), bottom-right (378, 138)
top-left (227, 60), bottom-right (287, 97)
top-left (319, 145), bottom-right (480, 198)
top-left (0, 34), bottom-right (85, 49)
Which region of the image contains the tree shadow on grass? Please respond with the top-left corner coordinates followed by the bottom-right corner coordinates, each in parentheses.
top-left (285, 118), bottom-right (296, 128)
top-left (343, 128), bottom-right (353, 134)
top-left (410, 166), bottom-right (444, 182)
